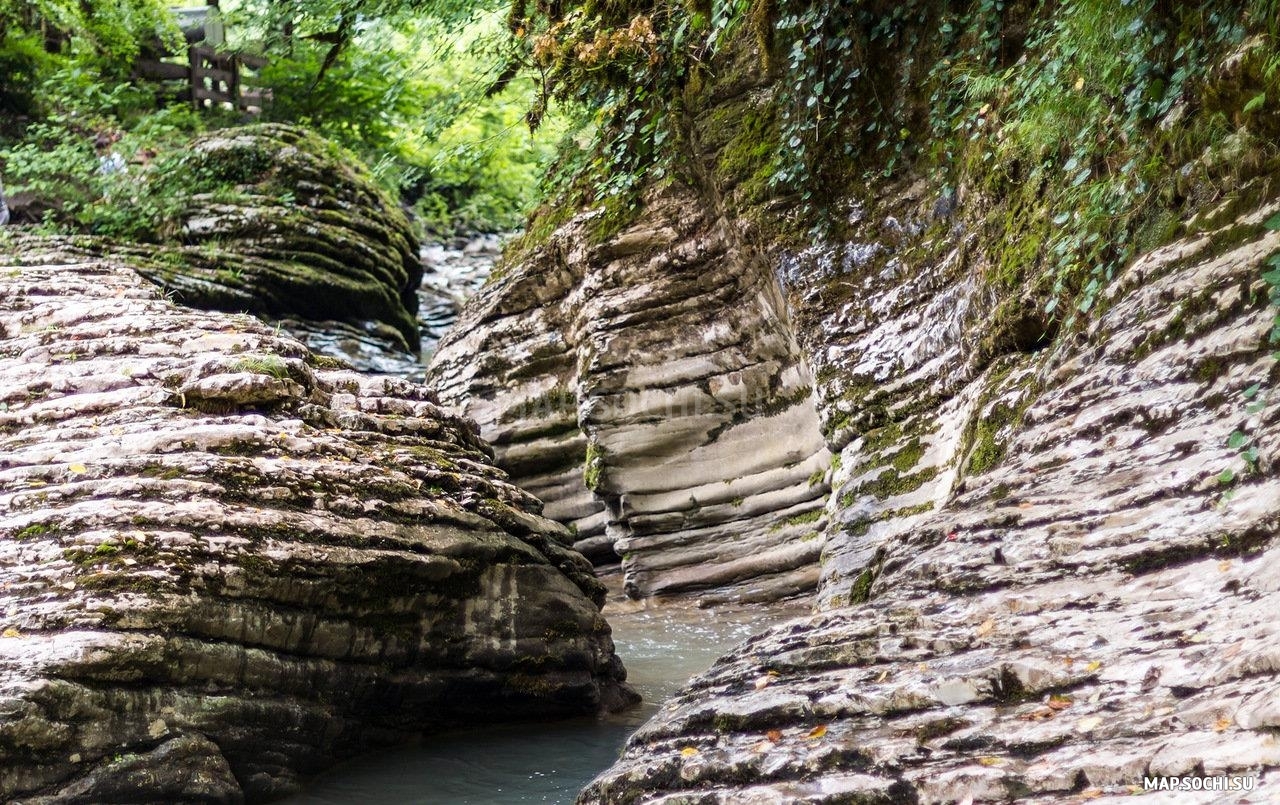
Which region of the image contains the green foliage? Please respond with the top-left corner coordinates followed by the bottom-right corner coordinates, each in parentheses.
top-left (1, 68), bottom-right (212, 237)
top-left (246, 11), bottom-right (568, 235)
top-left (1265, 212), bottom-right (1280, 351)
top-left (500, 0), bottom-right (754, 223)
top-left (0, 0), bottom-right (179, 64)
top-left (2, 1), bottom-right (566, 238)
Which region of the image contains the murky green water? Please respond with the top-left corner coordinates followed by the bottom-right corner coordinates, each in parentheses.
top-left (281, 594), bottom-right (803, 804)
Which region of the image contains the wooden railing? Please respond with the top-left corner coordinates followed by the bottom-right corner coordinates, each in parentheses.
top-left (136, 46), bottom-right (269, 115)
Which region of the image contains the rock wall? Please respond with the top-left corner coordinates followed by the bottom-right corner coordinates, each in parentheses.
top-left (429, 185), bottom-right (831, 603)
top-left (580, 181), bottom-right (1280, 802)
top-left (0, 237), bottom-right (632, 803)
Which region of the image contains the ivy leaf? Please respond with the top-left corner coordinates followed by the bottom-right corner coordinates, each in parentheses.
top-left (1243, 92), bottom-right (1267, 114)
top-left (1243, 446), bottom-right (1260, 464)
top-left (1227, 431), bottom-right (1250, 450)
top-left (1219, 468), bottom-right (1236, 485)
top-left (1265, 213), bottom-right (1280, 231)
top-left (1243, 384), bottom-right (1261, 399)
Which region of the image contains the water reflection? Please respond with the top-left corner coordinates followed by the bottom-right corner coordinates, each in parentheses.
top-left (282, 597), bottom-right (804, 804)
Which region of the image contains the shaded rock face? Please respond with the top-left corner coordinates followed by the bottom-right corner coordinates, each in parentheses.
top-left (0, 237), bottom-right (631, 803)
top-left (429, 186), bottom-right (831, 603)
top-left (579, 192), bottom-right (1280, 801)
top-left (128, 124), bottom-right (424, 352)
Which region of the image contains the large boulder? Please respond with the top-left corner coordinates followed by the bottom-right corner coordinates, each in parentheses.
top-left (0, 236), bottom-right (632, 803)
top-left (126, 124), bottom-right (424, 352)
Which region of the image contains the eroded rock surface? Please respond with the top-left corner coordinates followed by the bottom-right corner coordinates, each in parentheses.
top-left (125, 124), bottom-right (424, 352)
top-left (429, 187), bottom-right (830, 603)
top-left (580, 194), bottom-right (1280, 802)
top-left (0, 237), bottom-right (632, 803)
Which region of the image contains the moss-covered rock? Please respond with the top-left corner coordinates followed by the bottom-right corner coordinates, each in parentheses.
top-left (127, 124), bottom-right (424, 351)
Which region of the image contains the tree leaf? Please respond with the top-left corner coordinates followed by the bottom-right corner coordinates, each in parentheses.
top-left (1228, 431), bottom-right (1250, 449)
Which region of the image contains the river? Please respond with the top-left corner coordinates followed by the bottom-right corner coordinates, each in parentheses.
top-left (281, 588), bottom-right (805, 804)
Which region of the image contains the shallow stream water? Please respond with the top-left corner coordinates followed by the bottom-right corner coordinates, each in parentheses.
top-left (282, 590), bottom-right (804, 804)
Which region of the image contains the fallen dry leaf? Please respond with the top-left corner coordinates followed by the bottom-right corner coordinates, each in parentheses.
top-left (68, 463), bottom-right (87, 474)
top-left (1085, 660), bottom-right (1102, 672)
top-left (976, 618), bottom-right (996, 637)
top-left (1, 627), bottom-right (20, 638)
top-left (875, 669), bottom-right (890, 683)
top-left (978, 756), bottom-right (1002, 767)
top-left (1214, 716), bottom-right (1232, 732)
top-left (680, 746), bottom-right (699, 757)
top-left (806, 725), bottom-right (828, 740)
top-left (765, 729), bottom-right (782, 742)
top-left (1048, 695), bottom-right (1073, 711)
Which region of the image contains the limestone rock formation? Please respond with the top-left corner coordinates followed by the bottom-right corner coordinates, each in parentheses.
top-left (580, 190), bottom-right (1280, 801)
top-left (125, 124), bottom-right (424, 352)
top-left (0, 236), bottom-right (632, 803)
top-left (429, 186), bottom-right (831, 603)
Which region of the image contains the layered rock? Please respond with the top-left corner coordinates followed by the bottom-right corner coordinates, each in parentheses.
top-left (429, 185), bottom-right (831, 603)
top-left (580, 188), bottom-right (1280, 801)
top-left (125, 124), bottom-right (424, 351)
top-left (0, 237), bottom-right (631, 803)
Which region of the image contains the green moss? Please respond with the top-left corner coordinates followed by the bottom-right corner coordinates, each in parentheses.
top-left (714, 103), bottom-right (782, 207)
top-left (860, 465), bottom-right (939, 500)
top-left (786, 509), bottom-right (822, 526)
top-left (15, 523), bottom-right (56, 540)
top-left (583, 440), bottom-right (607, 492)
top-left (889, 437), bottom-right (925, 473)
top-left (966, 417), bottom-right (1006, 477)
top-left (306, 354), bottom-right (350, 370)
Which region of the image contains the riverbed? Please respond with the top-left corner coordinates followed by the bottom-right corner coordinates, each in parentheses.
top-left (281, 586), bottom-right (806, 804)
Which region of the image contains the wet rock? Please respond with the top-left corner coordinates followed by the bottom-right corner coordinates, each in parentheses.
top-left (429, 187), bottom-right (830, 602)
top-left (0, 237), bottom-right (632, 803)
